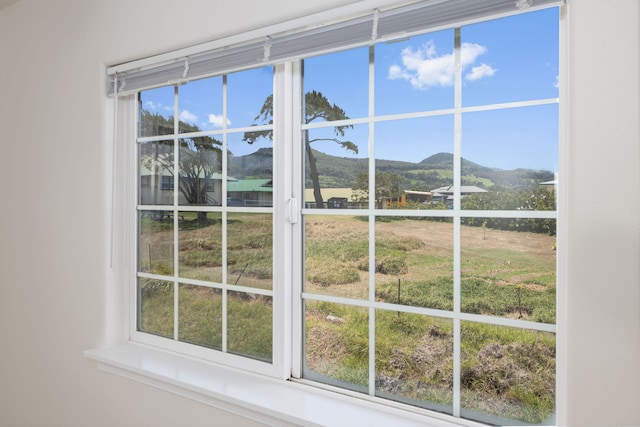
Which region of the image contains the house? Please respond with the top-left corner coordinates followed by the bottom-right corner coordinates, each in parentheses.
top-left (0, 1), bottom-right (638, 427)
top-left (431, 185), bottom-right (488, 207)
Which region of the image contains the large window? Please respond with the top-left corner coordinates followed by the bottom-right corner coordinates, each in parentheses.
top-left (127, 2), bottom-right (560, 425)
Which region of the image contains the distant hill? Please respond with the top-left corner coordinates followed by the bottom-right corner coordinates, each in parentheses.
top-left (230, 148), bottom-right (554, 191)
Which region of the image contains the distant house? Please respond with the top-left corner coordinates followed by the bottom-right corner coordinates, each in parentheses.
top-left (227, 179), bottom-right (273, 207)
top-left (538, 180), bottom-right (557, 193)
top-left (431, 185), bottom-right (487, 207)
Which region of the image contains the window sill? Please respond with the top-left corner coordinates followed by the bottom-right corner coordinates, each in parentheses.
top-left (85, 342), bottom-right (478, 427)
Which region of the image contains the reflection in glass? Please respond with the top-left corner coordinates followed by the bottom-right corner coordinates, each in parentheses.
top-left (462, 8), bottom-right (559, 107)
top-left (303, 47), bottom-right (369, 120)
top-left (138, 140), bottom-right (174, 206)
top-left (375, 217), bottom-right (453, 311)
top-left (460, 219), bottom-right (556, 324)
top-left (375, 311), bottom-right (453, 413)
top-left (178, 136), bottom-right (223, 206)
top-left (461, 105), bottom-right (558, 211)
top-left (304, 300), bottom-right (368, 393)
top-left (138, 277), bottom-right (174, 339)
top-left (139, 210), bottom-right (174, 275)
top-left (178, 284), bottom-right (222, 350)
top-left (178, 211), bottom-right (223, 283)
top-left (227, 213), bottom-right (272, 290)
top-left (375, 30), bottom-right (455, 115)
top-left (227, 132), bottom-right (273, 208)
top-left (304, 125), bottom-right (367, 209)
top-left (304, 215), bottom-right (369, 299)
top-left (178, 76), bottom-right (223, 134)
top-left (374, 115), bottom-right (454, 210)
top-left (227, 291), bottom-right (272, 362)
top-left (228, 66), bottom-right (274, 128)
top-left (461, 323), bottom-right (555, 425)
top-left (139, 86), bottom-right (175, 137)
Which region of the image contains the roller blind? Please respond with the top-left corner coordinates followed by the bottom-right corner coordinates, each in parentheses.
top-left (108, 0), bottom-right (563, 95)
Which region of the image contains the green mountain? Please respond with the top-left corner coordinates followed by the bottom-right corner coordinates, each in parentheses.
top-left (230, 148), bottom-right (554, 191)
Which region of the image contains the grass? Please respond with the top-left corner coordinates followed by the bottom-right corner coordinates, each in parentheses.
top-left (141, 213), bottom-right (556, 424)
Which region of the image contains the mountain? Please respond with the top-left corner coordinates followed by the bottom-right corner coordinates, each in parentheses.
top-left (230, 148), bottom-right (554, 191)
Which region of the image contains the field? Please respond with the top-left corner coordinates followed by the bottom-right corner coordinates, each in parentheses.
top-left (139, 212), bottom-right (556, 424)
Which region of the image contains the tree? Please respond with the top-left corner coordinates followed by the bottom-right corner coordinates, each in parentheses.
top-left (244, 90), bottom-right (357, 208)
top-left (351, 170), bottom-right (405, 208)
top-left (140, 110), bottom-right (222, 221)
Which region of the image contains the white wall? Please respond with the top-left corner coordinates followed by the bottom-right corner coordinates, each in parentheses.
top-left (0, 1), bottom-right (637, 426)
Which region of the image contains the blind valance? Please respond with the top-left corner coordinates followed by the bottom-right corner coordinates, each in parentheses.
top-left (108, 0), bottom-right (563, 96)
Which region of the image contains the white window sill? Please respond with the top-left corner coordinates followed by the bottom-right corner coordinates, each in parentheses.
top-left (85, 342), bottom-right (480, 427)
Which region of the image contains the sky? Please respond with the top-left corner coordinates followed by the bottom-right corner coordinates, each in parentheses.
top-left (141, 7), bottom-right (559, 172)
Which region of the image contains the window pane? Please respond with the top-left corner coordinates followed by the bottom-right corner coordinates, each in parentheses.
top-left (178, 76), bottom-right (223, 134)
top-left (374, 115), bottom-right (454, 210)
top-left (138, 278), bottom-right (174, 339)
top-left (461, 323), bottom-right (555, 425)
top-left (178, 284), bottom-right (222, 350)
top-left (304, 124), bottom-right (367, 208)
top-left (376, 311), bottom-right (453, 413)
top-left (139, 210), bottom-right (174, 275)
top-left (461, 105), bottom-right (558, 211)
top-left (178, 136), bottom-right (223, 206)
top-left (227, 213), bottom-right (272, 290)
top-left (178, 211), bottom-right (222, 283)
top-left (303, 47), bottom-right (368, 121)
top-left (375, 217), bottom-right (453, 311)
top-left (304, 214), bottom-right (369, 299)
top-left (304, 301), bottom-right (368, 394)
top-left (462, 8), bottom-right (559, 107)
top-left (139, 140), bottom-right (174, 206)
top-left (227, 291), bottom-right (272, 362)
top-left (375, 30), bottom-right (454, 115)
top-left (228, 132), bottom-right (273, 208)
top-left (139, 86), bottom-right (174, 137)
top-left (227, 66), bottom-right (273, 129)
top-left (461, 219), bottom-right (556, 323)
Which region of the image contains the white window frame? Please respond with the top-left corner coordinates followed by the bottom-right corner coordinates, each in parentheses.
top-left (87, 1), bottom-right (568, 426)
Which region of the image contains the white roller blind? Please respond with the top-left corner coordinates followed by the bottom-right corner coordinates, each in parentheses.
top-left (108, 0), bottom-right (563, 95)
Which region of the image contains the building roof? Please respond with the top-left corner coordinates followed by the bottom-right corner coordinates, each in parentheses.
top-left (227, 179), bottom-right (272, 193)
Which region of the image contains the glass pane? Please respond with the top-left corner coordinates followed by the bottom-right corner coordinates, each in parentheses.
top-left (375, 30), bottom-right (454, 115)
top-left (374, 115), bottom-right (454, 210)
top-left (138, 278), bottom-right (174, 339)
top-left (178, 76), bottom-right (223, 133)
top-left (375, 217), bottom-right (453, 311)
top-left (304, 124), bottom-right (367, 209)
top-left (178, 284), bottom-right (222, 350)
top-left (139, 210), bottom-right (174, 275)
top-left (139, 86), bottom-right (174, 137)
top-left (304, 214), bottom-right (369, 299)
top-left (227, 132), bottom-right (273, 207)
top-left (376, 311), bottom-right (453, 413)
top-left (138, 140), bottom-right (174, 206)
top-left (461, 323), bottom-right (556, 425)
top-left (462, 8), bottom-right (559, 107)
top-left (227, 291), bottom-right (272, 362)
top-left (304, 301), bottom-right (368, 393)
top-left (461, 105), bottom-right (558, 211)
top-left (461, 219), bottom-right (556, 324)
top-left (303, 47), bottom-right (368, 121)
top-left (178, 136), bottom-right (223, 206)
top-left (227, 66), bottom-right (274, 129)
top-left (227, 213), bottom-right (272, 290)
top-left (178, 211), bottom-right (223, 283)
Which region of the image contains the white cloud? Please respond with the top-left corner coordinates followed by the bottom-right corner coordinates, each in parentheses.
top-left (465, 63), bottom-right (497, 81)
top-left (553, 74), bottom-right (559, 88)
top-left (179, 110), bottom-right (198, 123)
top-left (208, 114), bottom-right (231, 128)
top-left (388, 41), bottom-right (496, 90)
top-left (144, 100), bottom-right (160, 111)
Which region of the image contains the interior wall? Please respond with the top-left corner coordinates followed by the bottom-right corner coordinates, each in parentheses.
top-left (0, 0), bottom-right (637, 426)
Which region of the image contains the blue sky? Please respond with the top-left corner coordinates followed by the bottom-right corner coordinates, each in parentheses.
top-left (141, 7), bottom-right (559, 172)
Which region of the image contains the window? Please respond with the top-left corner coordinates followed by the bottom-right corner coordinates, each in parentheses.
top-left (113, 1), bottom-right (562, 425)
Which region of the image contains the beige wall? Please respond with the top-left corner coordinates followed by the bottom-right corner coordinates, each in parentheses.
top-left (0, 0), bottom-right (638, 426)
